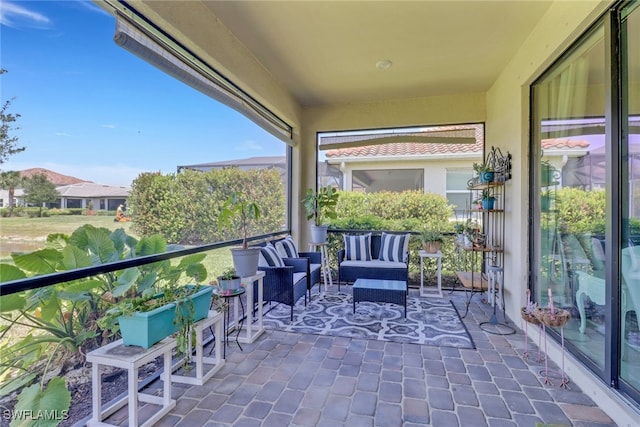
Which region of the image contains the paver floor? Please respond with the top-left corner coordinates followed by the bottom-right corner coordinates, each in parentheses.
top-left (104, 286), bottom-right (618, 427)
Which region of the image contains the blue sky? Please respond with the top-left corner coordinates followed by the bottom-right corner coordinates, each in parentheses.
top-left (0, 0), bottom-right (284, 187)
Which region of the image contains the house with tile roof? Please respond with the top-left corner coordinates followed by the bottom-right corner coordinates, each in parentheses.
top-left (0, 168), bottom-right (129, 211)
top-left (321, 123), bottom-right (594, 213)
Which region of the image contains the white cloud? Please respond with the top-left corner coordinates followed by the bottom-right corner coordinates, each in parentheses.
top-left (0, 2), bottom-right (50, 29)
top-left (55, 132), bottom-right (71, 137)
top-left (102, 124), bottom-right (116, 129)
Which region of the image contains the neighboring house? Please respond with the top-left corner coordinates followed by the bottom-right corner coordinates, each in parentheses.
top-left (321, 124), bottom-right (595, 215)
top-left (322, 124), bottom-right (485, 214)
top-left (0, 168), bottom-right (129, 210)
top-left (52, 182), bottom-right (130, 211)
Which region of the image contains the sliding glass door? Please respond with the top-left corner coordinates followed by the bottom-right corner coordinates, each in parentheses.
top-left (532, 1), bottom-right (640, 403)
top-left (620, 0), bottom-right (640, 394)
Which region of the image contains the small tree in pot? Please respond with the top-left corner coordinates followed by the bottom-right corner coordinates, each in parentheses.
top-left (302, 186), bottom-right (339, 243)
top-left (218, 191), bottom-right (261, 277)
top-left (421, 228), bottom-right (444, 254)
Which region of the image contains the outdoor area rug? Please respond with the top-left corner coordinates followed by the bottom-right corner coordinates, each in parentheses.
top-left (262, 290), bottom-right (475, 349)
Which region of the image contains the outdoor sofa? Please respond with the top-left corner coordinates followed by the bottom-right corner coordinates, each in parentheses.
top-left (337, 232), bottom-right (411, 286)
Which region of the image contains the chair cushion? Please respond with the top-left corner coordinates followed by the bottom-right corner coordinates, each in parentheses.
top-left (340, 259), bottom-right (407, 269)
top-left (379, 232), bottom-right (411, 263)
top-left (258, 244), bottom-right (284, 267)
top-left (344, 233), bottom-right (372, 261)
top-left (293, 272), bottom-right (307, 285)
top-left (275, 236), bottom-right (299, 258)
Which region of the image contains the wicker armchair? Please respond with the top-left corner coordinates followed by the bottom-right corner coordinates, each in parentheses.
top-left (258, 257), bottom-right (308, 321)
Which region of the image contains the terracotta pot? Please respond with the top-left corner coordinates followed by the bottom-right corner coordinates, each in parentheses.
top-left (423, 241), bottom-right (441, 254)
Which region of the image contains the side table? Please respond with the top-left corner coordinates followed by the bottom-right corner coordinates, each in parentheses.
top-left (309, 242), bottom-right (333, 291)
top-left (87, 338), bottom-right (176, 427)
top-left (419, 250), bottom-right (442, 298)
top-left (212, 287), bottom-right (246, 358)
top-left (169, 310), bottom-right (224, 386)
top-left (238, 271), bottom-right (265, 344)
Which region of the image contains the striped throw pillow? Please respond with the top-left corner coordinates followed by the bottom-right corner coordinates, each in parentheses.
top-left (344, 233), bottom-right (372, 261)
top-left (379, 232), bottom-right (411, 263)
top-left (258, 244), bottom-right (284, 267)
top-left (275, 236), bottom-right (299, 258)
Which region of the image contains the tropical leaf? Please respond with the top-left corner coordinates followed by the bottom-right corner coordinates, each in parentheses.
top-left (111, 268), bottom-right (141, 297)
top-left (136, 270), bottom-right (157, 293)
top-left (185, 263), bottom-right (207, 282)
top-left (0, 373), bottom-right (36, 397)
top-left (109, 228), bottom-right (129, 256)
top-left (69, 225), bottom-right (116, 264)
top-left (11, 377), bottom-right (71, 427)
top-left (0, 293), bottom-right (26, 312)
top-left (177, 253), bottom-right (206, 268)
top-left (61, 245), bottom-right (92, 270)
top-left (0, 263), bottom-right (27, 282)
top-left (62, 279), bottom-right (102, 293)
top-left (136, 234), bottom-right (166, 256)
top-left (11, 249), bottom-right (62, 275)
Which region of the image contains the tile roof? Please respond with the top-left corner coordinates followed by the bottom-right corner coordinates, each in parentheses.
top-left (19, 168), bottom-right (90, 186)
top-left (325, 141), bottom-right (483, 158)
top-left (541, 138), bottom-right (590, 149)
top-left (323, 124), bottom-right (484, 159)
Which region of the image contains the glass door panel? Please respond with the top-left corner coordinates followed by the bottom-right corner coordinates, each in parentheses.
top-left (533, 25), bottom-right (606, 369)
top-left (620, 1), bottom-right (640, 392)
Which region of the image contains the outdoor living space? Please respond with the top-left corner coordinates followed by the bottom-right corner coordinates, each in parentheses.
top-left (5, 2), bottom-right (640, 426)
top-left (87, 285), bottom-right (617, 427)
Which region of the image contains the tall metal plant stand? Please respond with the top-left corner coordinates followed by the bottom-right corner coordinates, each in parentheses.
top-left (520, 307), bottom-right (542, 361)
top-left (479, 265), bottom-right (515, 335)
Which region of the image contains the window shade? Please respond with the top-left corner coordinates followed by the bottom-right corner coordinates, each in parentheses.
top-left (113, 13), bottom-right (293, 144)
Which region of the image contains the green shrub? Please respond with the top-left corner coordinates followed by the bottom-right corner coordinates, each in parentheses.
top-left (48, 208), bottom-right (74, 216)
top-left (128, 168), bottom-right (285, 244)
top-left (324, 190), bottom-right (454, 274)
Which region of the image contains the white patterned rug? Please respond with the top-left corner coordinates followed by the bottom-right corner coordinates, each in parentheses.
top-left (262, 289), bottom-right (475, 349)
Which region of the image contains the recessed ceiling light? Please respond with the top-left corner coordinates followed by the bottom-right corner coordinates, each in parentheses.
top-left (376, 60), bottom-right (392, 70)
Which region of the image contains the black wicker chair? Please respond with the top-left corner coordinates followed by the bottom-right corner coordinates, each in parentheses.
top-left (257, 257), bottom-right (308, 321)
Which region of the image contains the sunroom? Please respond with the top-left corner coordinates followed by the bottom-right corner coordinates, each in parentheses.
top-left (2, 0), bottom-right (640, 425)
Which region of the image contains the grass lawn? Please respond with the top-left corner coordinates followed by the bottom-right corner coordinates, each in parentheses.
top-left (0, 215), bottom-right (232, 280)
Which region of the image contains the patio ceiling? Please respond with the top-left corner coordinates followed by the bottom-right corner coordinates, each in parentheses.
top-left (132, 1), bottom-right (554, 109)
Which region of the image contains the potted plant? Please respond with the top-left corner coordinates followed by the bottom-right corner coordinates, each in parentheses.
top-left (218, 191), bottom-right (261, 277)
top-left (473, 161), bottom-right (494, 183)
top-left (421, 228), bottom-right (443, 254)
top-left (302, 186), bottom-right (339, 243)
top-left (217, 267), bottom-right (242, 292)
top-left (112, 285), bottom-right (212, 350)
top-left (481, 188), bottom-right (496, 210)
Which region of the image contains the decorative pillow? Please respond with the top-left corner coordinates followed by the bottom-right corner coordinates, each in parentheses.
top-left (258, 244), bottom-right (284, 267)
top-left (379, 232), bottom-right (411, 263)
top-left (344, 233), bottom-right (372, 261)
top-left (275, 236), bottom-right (299, 258)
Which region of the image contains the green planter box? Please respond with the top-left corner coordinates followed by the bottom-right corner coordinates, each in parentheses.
top-left (119, 286), bottom-right (212, 348)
